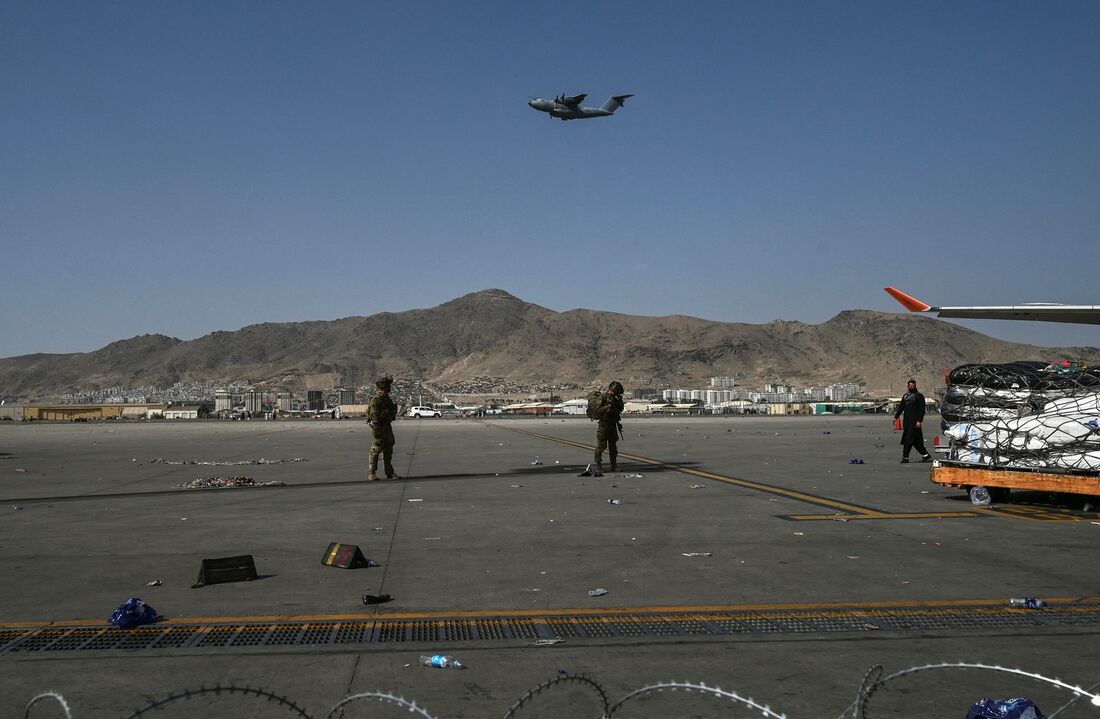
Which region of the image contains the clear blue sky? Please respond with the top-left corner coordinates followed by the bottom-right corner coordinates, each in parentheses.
top-left (3, 1), bottom-right (1099, 359)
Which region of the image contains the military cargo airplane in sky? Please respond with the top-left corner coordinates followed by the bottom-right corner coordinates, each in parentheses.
top-left (885, 287), bottom-right (1100, 325)
top-left (528, 92), bottom-right (633, 120)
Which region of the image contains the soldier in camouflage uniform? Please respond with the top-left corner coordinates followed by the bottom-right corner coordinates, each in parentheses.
top-left (594, 381), bottom-right (625, 473)
top-left (368, 376), bottom-right (401, 480)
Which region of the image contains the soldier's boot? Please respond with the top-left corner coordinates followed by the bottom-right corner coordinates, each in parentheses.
top-left (385, 464), bottom-right (402, 480)
top-left (368, 457), bottom-right (380, 481)
top-left (368, 470), bottom-right (380, 481)
top-left (595, 458), bottom-right (605, 474)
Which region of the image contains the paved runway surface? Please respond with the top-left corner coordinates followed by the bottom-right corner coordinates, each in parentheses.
top-left (2, 416), bottom-right (1098, 717)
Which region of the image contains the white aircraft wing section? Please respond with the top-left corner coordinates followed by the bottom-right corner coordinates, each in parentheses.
top-left (885, 287), bottom-right (1100, 325)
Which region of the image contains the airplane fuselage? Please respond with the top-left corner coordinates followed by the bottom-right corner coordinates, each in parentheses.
top-left (527, 98), bottom-right (613, 120)
top-left (527, 94), bottom-right (632, 121)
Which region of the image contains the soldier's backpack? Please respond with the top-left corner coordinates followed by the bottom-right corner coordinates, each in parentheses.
top-left (586, 390), bottom-right (606, 420)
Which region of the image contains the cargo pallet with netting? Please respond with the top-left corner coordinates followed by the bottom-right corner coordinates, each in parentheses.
top-left (936, 359), bottom-right (1100, 502)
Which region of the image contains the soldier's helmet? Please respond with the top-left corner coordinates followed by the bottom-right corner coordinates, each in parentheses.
top-left (376, 376), bottom-right (394, 390)
top-left (609, 381), bottom-right (624, 394)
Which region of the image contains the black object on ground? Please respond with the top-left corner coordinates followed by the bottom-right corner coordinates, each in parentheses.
top-left (192, 555), bottom-right (258, 588)
top-left (321, 543), bottom-right (376, 569)
top-left (362, 593), bottom-right (392, 605)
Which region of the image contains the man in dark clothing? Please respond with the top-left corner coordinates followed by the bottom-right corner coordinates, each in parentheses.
top-left (894, 378), bottom-right (931, 463)
top-left (594, 381), bottom-right (625, 473)
top-left (368, 376), bottom-right (401, 480)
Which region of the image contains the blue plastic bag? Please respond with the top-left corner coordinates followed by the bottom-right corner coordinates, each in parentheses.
top-left (108, 598), bottom-right (160, 629)
top-left (966, 698), bottom-right (1045, 719)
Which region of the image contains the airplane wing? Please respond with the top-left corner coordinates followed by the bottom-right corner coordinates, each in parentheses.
top-left (562, 93), bottom-right (587, 107)
top-left (884, 287), bottom-right (1100, 325)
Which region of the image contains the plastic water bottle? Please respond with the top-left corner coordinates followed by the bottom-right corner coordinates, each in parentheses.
top-left (1009, 598), bottom-right (1047, 609)
top-left (420, 654), bottom-right (464, 669)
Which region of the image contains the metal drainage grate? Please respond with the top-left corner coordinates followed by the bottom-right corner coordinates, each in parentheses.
top-left (4, 605), bottom-right (1099, 654)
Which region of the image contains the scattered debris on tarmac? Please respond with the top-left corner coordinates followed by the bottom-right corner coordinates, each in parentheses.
top-left (177, 477), bottom-right (286, 489)
top-left (154, 457), bottom-right (308, 466)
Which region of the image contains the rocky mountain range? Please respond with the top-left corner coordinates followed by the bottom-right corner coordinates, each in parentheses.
top-left (3, 289), bottom-right (1098, 401)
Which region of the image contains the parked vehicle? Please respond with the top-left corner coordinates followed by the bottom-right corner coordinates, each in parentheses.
top-left (407, 406), bottom-right (442, 418)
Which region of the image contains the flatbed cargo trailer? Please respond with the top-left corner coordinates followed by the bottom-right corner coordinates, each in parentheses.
top-left (931, 459), bottom-right (1100, 501)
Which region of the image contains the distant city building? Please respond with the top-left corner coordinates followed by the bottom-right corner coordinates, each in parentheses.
top-left (165, 405), bottom-right (207, 420)
top-left (829, 383), bottom-right (862, 401)
top-left (706, 389), bottom-right (735, 405)
top-left (277, 392), bottom-right (293, 412)
top-left (805, 387), bottom-right (828, 402)
top-left (339, 389), bottom-right (356, 405)
top-left (214, 391), bottom-right (231, 413)
top-left (306, 390), bottom-right (324, 411)
top-left (244, 390), bottom-right (262, 414)
top-left (710, 376), bottom-right (736, 388)
top-left (554, 399), bottom-right (589, 415)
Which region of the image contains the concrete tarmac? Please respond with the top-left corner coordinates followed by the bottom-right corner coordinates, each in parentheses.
top-left (1, 416), bottom-right (1098, 717)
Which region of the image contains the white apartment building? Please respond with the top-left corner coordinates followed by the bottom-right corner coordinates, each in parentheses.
top-left (829, 383), bottom-right (862, 401)
top-left (244, 390), bottom-right (263, 414)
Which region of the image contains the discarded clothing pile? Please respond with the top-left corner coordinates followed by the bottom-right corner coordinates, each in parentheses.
top-left (177, 476), bottom-right (288, 489)
top-left (108, 598), bottom-right (160, 629)
top-left (944, 368), bottom-right (1100, 470)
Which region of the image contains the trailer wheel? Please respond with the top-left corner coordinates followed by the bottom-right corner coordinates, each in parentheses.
top-left (988, 486), bottom-right (1010, 503)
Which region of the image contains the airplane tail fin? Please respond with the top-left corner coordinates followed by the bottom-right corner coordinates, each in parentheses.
top-left (601, 94), bottom-right (634, 113)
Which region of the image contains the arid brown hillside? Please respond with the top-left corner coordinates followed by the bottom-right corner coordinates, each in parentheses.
top-left (2, 289), bottom-right (1098, 401)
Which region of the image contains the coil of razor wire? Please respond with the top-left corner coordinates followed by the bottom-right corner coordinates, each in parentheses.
top-left (24, 692), bottom-right (72, 719)
top-left (840, 661), bottom-right (1100, 719)
top-left (503, 673), bottom-right (610, 718)
top-left (607, 680), bottom-right (788, 718)
top-left (124, 685), bottom-right (312, 719)
top-left (325, 691), bottom-right (437, 719)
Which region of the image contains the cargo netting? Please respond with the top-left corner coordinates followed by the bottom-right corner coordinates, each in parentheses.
top-left (942, 360), bottom-right (1100, 471)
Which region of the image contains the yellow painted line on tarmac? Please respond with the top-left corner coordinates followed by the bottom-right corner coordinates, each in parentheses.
top-left (494, 424), bottom-right (881, 516)
top-left (786, 511), bottom-right (983, 520)
top-left (490, 424), bottom-right (1080, 524)
top-left (497, 426), bottom-right (983, 521)
top-left (7, 596), bottom-right (1099, 630)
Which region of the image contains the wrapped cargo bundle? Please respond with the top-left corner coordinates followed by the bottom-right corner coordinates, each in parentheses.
top-left (943, 360), bottom-right (1100, 471)
top-left (940, 361), bottom-right (1100, 427)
